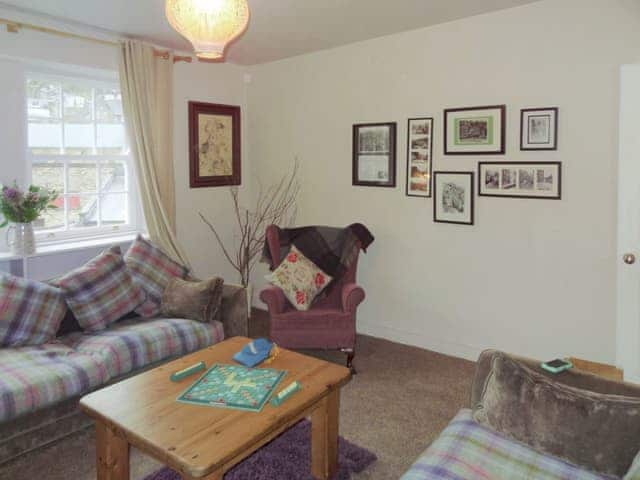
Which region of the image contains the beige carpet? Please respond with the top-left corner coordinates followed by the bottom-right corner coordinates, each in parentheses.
top-left (0, 312), bottom-right (475, 480)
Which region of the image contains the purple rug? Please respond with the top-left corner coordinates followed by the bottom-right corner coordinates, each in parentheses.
top-left (143, 420), bottom-right (376, 480)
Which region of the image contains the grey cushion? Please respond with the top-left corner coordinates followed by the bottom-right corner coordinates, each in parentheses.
top-left (161, 277), bottom-right (224, 323)
top-left (472, 351), bottom-right (640, 478)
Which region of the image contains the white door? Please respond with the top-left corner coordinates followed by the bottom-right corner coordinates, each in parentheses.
top-left (617, 64), bottom-right (640, 383)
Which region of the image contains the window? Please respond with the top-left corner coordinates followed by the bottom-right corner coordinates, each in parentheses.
top-left (26, 73), bottom-right (140, 242)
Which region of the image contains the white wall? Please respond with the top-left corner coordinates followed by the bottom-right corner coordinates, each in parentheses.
top-left (247, 0), bottom-right (640, 363)
top-left (173, 61), bottom-right (251, 284)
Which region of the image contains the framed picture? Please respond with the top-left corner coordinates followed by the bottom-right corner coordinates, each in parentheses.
top-left (520, 107), bottom-right (558, 150)
top-left (406, 117), bottom-right (433, 197)
top-left (478, 162), bottom-right (561, 199)
top-left (189, 101), bottom-right (241, 188)
top-left (444, 105), bottom-right (506, 155)
top-left (352, 122), bottom-right (397, 187)
top-left (433, 171), bottom-right (474, 225)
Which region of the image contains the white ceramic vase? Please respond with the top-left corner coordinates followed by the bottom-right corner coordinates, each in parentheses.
top-left (7, 222), bottom-right (36, 256)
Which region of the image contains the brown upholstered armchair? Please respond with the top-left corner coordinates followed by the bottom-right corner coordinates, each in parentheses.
top-left (259, 225), bottom-right (366, 372)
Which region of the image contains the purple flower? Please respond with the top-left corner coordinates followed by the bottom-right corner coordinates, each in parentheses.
top-left (3, 188), bottom-right (19, 201)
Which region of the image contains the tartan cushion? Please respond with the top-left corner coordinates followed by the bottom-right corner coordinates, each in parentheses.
top-left (0, 343), bottom-right (110, 422)
top-left (56, 246), bottom-right (146, 332)
top-left (0, 275), bottom-right (67, 347)
top-left (124, 235), bottom-right (189, 318)
top-left (266, 245), bottom-right (332, 311)
top-left (401, 409), bottom-right (615, 480)
top-left (61, 317), bottom-right (224, 378)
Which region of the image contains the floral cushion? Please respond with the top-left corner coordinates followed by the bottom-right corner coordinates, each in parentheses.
top-left (124, 235), bottom-right (190, 318)
top-left (56, 246), bottom-right (146, 332)
top-left (267, 245), bottom-right (332, 311)
top-left (0, 275), bottom-right (67, 347)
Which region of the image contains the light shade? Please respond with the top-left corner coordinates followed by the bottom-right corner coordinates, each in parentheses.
top-left (165, 0), bottom-right (250, 60)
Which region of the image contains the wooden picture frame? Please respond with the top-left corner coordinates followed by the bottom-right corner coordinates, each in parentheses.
top-left (478, 161), bottom-right (561, 199)
top-left (189, 101), bottom-right (241, 188)
top-left (352, 122), bottom-right (397, 187)
top-left (444, 105), bottom-right (506, 155)
top-left (433, 171), bottom-right (474, 225)
top-left (520, 107), bottom-right (558, 151)
top-left (406, 117), bottom-right (433, 198)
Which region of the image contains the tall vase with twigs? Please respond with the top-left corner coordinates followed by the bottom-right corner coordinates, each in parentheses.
top-left (199, 162), bottom-right (300, 310)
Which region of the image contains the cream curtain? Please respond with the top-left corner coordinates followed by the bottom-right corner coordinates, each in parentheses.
top-left (119, 40), bottom-right (190, 266)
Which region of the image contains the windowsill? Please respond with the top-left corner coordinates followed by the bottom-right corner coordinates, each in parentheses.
top-left (0, 233), bottom-right (141, 262)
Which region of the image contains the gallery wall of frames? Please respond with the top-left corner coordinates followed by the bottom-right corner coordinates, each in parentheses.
top-left (352, 104), bottom-right (561, 226)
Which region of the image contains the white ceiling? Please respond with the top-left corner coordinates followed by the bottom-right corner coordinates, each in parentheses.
top-left (0, 0), bottom-right (542, 65)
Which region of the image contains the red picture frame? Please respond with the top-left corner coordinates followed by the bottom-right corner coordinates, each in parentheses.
top-left (189, 101), bottom-right (241, 188)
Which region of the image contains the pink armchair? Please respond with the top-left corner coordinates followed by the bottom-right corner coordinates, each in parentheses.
top-left (259, 225), bottom-right (366, 372)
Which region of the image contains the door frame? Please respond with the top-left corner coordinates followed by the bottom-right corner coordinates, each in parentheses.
top-left (616, 64), bottom-right (640, 383)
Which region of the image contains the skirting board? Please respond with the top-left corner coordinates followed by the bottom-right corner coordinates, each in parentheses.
top-left (357, 320), bottom-right (484, 362)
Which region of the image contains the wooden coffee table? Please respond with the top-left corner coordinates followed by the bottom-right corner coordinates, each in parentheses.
top-left (80, 337), bottom-right (351, 480)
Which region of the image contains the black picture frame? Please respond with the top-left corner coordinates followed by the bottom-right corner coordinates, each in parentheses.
top-left (433, 171), bottom-right (475, 225)
top-left (520, 107), bottom-right (558, 151)
top-left (188, 101), bottom-right (241, 188)
top-left (352, 122), bottom-right (397, 187)
top-left (478, 161), bottom-right (562, 199)
top-left (406, 117), bottom-right (434, 198)
top-left (443, 105), bottom-right (506, 155)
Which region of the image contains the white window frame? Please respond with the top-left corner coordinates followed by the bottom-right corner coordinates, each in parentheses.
top-left (25, 70), bottom-right (142, 245)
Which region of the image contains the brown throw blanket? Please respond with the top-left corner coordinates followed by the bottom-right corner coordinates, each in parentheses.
top-left (262, 224), bottom-right (374, 282)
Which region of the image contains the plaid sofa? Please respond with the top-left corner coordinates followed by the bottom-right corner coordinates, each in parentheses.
top-left (401, 351), bottom-right (640, 480)
top-left (0, 283), bottom-right (248, 465)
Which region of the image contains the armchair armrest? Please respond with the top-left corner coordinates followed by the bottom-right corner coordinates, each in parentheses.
top-left (342, 283), bottom-right (365, 313)
top-left (260, 286), bottom-right (287, 314)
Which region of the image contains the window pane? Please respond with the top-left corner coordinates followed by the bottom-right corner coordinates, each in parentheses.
top-left (100, 162), bottom-right (127, 192)
top-left (100, 193), bottom-right (127, 225)
top-left (33, 198), bottom-right (65, 231)
top-left (32, 163), bottom-right (64, 192)
top-left (97, 124), bottom-right (126, 151)
top-left (63, 83), bottom-right (92, 122)
top-left (28, 122), bottom-right (62, 149)
top-left (27, 80), bottom-right (60, 119)
top-left (64, 124), bottom-right (94, 148)
top-left (68, 195), bottom-right (98, 229)
top-left (96, 89), bottom-right (123, 123)
top-left (68, 161), bottom-right (97, 193)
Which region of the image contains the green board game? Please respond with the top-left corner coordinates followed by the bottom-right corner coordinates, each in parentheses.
top-left (177, 364), bottom-right (286, 412)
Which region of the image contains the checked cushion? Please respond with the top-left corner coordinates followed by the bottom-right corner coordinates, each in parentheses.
top-left (0, 274), bottom-right (67, 347)
top-left (56, 246), bottom-right (145, 332)
top-left (124, 235), bottom-right (190, 318)
top-left (266, 245), bottom-right (332, 311)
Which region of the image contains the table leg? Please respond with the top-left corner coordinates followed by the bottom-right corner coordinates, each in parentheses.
top-left (95, 421), bottom-right (130, 480)
top-left (311, 389), bottom-right (339, 480)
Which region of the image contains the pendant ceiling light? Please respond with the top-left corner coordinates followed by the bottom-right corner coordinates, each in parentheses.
top-left (165, 0), bottom-right (250, 60)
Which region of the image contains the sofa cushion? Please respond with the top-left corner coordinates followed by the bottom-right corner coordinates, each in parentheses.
top-left (56, 246), bottom-right (146, 332)
top-left (0, 275), bottom-right (67, 347)
top-left (0, 343), bottom-right (110, 423)
top-left (161, 277), bottom-right (224, 323)
top-left (266, 245), bottom-right (332, 311)
top-left (124, 235), bottom-right (190, 318)
top-left (401, 409), bottom-right (614, 480)
top-left (472, 351), bottom-right (640, 478)
top-left (61, 317), bottom-right (224, 378)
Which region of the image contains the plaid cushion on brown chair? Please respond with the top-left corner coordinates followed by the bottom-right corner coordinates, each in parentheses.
top-left (0, 274), bottom-right (67, 347)
top-left (56, 246), bottom-right (146, 332)
top-left (124, 235), bottom-right (190, 318)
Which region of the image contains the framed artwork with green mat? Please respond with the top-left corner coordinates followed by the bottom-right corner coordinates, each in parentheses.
top-left (444, 105), bottom-right (506, 155)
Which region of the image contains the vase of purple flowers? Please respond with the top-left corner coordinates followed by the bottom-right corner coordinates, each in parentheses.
top-left (1, 183), bottom-right (58, 255)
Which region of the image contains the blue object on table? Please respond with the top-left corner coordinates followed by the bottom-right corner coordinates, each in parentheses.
top-left (233, 338), bottom-right (274, 367)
